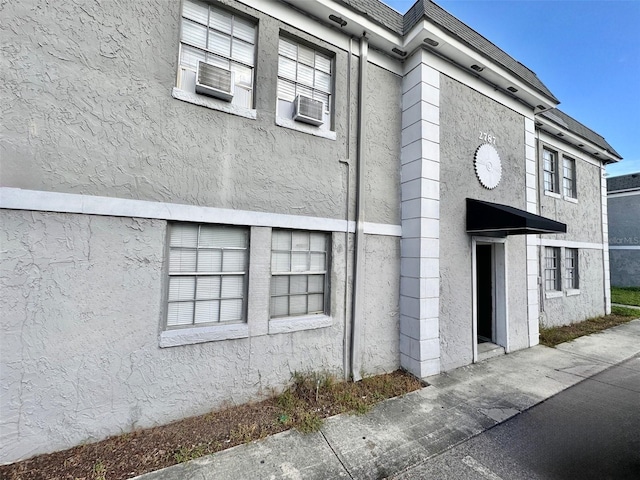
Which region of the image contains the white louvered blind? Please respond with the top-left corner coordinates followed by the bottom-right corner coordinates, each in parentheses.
top-left (167, 224), bottom-right (248, 328)
top-left (270, 230), bottom-right (328, 318)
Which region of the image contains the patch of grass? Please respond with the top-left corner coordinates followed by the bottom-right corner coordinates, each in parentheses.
top-left (92, 460), bottom-right (106, 480)
top-left (611, 286), bottom-right (640, 306)
top-left (539, 306), bottom-right (639, 347)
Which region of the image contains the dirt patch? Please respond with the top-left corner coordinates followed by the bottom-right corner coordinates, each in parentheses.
top-left (0, 370), bottom-right (423, 480)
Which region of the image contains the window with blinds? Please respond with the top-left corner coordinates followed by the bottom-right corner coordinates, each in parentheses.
top-left (270, 230), bottom-right (328, 319)
top-left (565, 248), bottom-right (579, 290)
top-left (563, 157), bottom-right (577, 199)
top-left (543, 148), bottom-right (558, 193)
top-left (178, 0), bottom-right (256, 108)
top-left (166, 224), bottom-right (248, 328)
top-left (544, 246), bottom-right (561, 291)
top-left (277, 37), bottom-right (332, 118)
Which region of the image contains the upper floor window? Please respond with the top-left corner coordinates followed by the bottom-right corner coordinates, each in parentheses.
top-left (563, 156), bottom-right (577, 198)
top-left (543, 148), bottom-right (559, 193)
top-left (178, 0), bottom-right (256, 108)
top-left (564, 248), bottom-right (579, 290)
top-left (544, 246), bottom-right (561, 291)
top-left (166, 223), bottom-right (248, 328)
top-left (277, 36), bottom-right (333, 129)
top-left (271, 230), bottom-right (329, 319)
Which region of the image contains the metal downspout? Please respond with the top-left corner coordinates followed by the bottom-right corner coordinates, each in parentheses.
top-left (351, 34), bottom-right (368, 381)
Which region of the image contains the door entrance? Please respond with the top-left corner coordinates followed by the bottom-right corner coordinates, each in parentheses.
top-left (472, 238), bottom-right (508, 362)
top-left (476, 244), bottom-right (493, 343)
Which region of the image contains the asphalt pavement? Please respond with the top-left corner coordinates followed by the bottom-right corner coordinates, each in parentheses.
top-left (135, 318), bottom-right (640, 480)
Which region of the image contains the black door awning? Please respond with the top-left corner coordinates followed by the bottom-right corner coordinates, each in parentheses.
top-left (466, 198), bottom-right (567, 236)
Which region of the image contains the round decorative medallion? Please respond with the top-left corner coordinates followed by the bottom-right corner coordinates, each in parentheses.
top-left (474, 144), bottom-right (502, 189)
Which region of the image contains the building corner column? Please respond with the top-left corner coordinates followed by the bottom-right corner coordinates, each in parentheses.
top-left (525, 117), bottom-right (540, 346)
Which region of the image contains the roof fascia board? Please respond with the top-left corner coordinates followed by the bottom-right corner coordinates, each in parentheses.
top-left (404, 19), bottom-right (557, 110)
top-left (404, 48), bottom-right (535, 119)
top-left (537, 119), bottom-right (619, 164)
top-left (538, 130), bottom-right (612, 167)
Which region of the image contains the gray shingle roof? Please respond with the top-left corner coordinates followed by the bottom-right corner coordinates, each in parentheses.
top-left (336, 0), bottom-right (558, 102)
top-left (607, 173), bottom-right (640, 192)
top-left (539, 109), bottom-right (622, 159)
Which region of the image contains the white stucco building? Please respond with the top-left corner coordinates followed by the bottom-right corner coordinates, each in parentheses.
top-left (0, 0), bottom-right (622, 463)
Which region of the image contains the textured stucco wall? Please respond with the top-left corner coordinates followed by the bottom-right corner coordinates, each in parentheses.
top-left (608, 192), bottom-right (640, 287)
top-left (1, 0), bottom-right (397, 228)
top-left (0, 210), bottom-right (350, 462)
top-left (540, 249), bottom-right (606, 327)
top-left (438, 75), bottom-right (529, 371)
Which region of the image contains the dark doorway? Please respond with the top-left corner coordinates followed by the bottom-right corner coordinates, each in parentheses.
top-left (476, 244), bottom-right (493, 343)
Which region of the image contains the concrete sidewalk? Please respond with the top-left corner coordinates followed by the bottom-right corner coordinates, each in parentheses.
top-left (136, 319), bottom-right (640, 480)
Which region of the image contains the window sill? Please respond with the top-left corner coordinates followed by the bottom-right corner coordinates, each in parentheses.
top-left (565, 289), bottom-right (580, 297)
top-left (545, 291), bottom-right (563, 299)
top-left (544, 191), bottom-right (561, 199)
top-left (269, 314), bottom-right (333, 335)
top-left (159, 323), bottom-right (249, 348)
top-left (275, 116), bottom-right (337, 140)
top-left (172, 88), bottom-right (257, 120)
top-left (564, 196), bottom-right (578, 204)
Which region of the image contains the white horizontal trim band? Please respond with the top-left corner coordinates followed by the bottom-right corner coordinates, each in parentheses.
top-left (0, 188), bottom-right (401, 237)
top-left (534, 238), bottom-right (605, 250)
top-left (609, 246), bottom-right (640, 250)
top-left (608, 190), bottom-right (640, 198)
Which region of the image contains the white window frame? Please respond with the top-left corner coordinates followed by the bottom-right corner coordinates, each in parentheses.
top-left (564, 248), bottom-right (579, 292)
top-left (563, 156), bottom-right (577, 199)
top-left (164, 223), bottom-right (249, 330)
top-left (275, 35), bottom-right (336, 139)
top-left (173, 0), bottom-right (257, 118)
top-left (270, 230), bottom-right (329, 320)
top-left (543, 148), bottom-right (559, 194)
top-left (544, 246), bottom-right (561, 293)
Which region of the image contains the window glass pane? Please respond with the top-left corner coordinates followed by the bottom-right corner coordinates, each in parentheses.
top-left (194, 300), bottom-right (219, 324)
top-left (233, 16), bottom-right (256, 44)
top-left (272, 252), bottom-right (290, 272)
top-left (297, 84), bottom-right (313, 99)
top-left (196, 276), bottom-right (220, 300)
top-left (208, 30), bottom-right (231, 57)
top-left (171, 224), bottom-right (198, 247)
top-left (314, 91), bottom-right (330, 112)
top-left (222, 250), bottom-right (246, 272)
top-left (271, 296), bottom-right (288, 317)
top-left (308, 275), bottom-right (324, 293)
top-left (278, 56), bottom-right (297, 81)
top-left (204, 54), bottom-right (230, 70)
top-left (292, 231), bottom-right (310, 250)
top-left (315, 70), bottom-right (331, 92)
top-left (315, 53), bottom-right (331, 73)
top-left (290, 275), bottom-right (307, 294)
top-left (297, 63), bottom-right (314, 87)
top-left (181, 45), bottom-right (207, 70)
top-left (308, 294), bottom-right (324, 313)
top-left (169, 249), bottom-right (197, 272)
top-left (200, 226), bottom-right (246, 248)
top-left (197, 249), bottom-right (222, 272)
top-left (271, 276), bottom-right (289, 296)
top-left (277, 79), bottom-right (296, 102)
top-left (310, 253), bottom-right (325, 272)
top-left (209, 8), bottom-right (232, 34)
top-left (279, 38), bottom-right (297, 59)
top-left (310, 233), bottom-right (326, 251)
top-left (291, 252), bottom-right (308, 272)
top-left (183, 0), bottom-right (209, 25)
top-left (289, 295), bottom-right (307, 315)
top-left (220, 299), bottom-right (243, 321)
top-left (169, 276), bottom-right (195, 301)
top-left (167, 302), bottom-right (194, 326)
top-left (231, 38), bottom-right (254, 66)
top-left (221, 275), bottom-right (243, 298)
top-left (298, 45), bottom-right (314, 66)
top-left (272, 230), bottom-right (291, 250)
top-left (182, 19), bottom-right (207, 49)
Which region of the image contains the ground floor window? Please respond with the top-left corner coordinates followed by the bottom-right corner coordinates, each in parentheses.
top-left (166, 223), bottom-right (248, 328)
top-left (565, 248), bottom-right (579, 289)
top-left (544, 246), bottom-right (561, 291)
top-left (270, 230), bottom-right (328, 318)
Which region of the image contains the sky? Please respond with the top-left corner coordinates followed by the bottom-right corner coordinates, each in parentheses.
top-left (382, 0), bottom-right (640, 177)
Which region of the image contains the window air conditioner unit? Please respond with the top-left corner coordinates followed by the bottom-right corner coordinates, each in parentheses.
top-left (293, 95), bottom-right (324, 126)
top-left (195, 61), bottom-right (234, 102)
